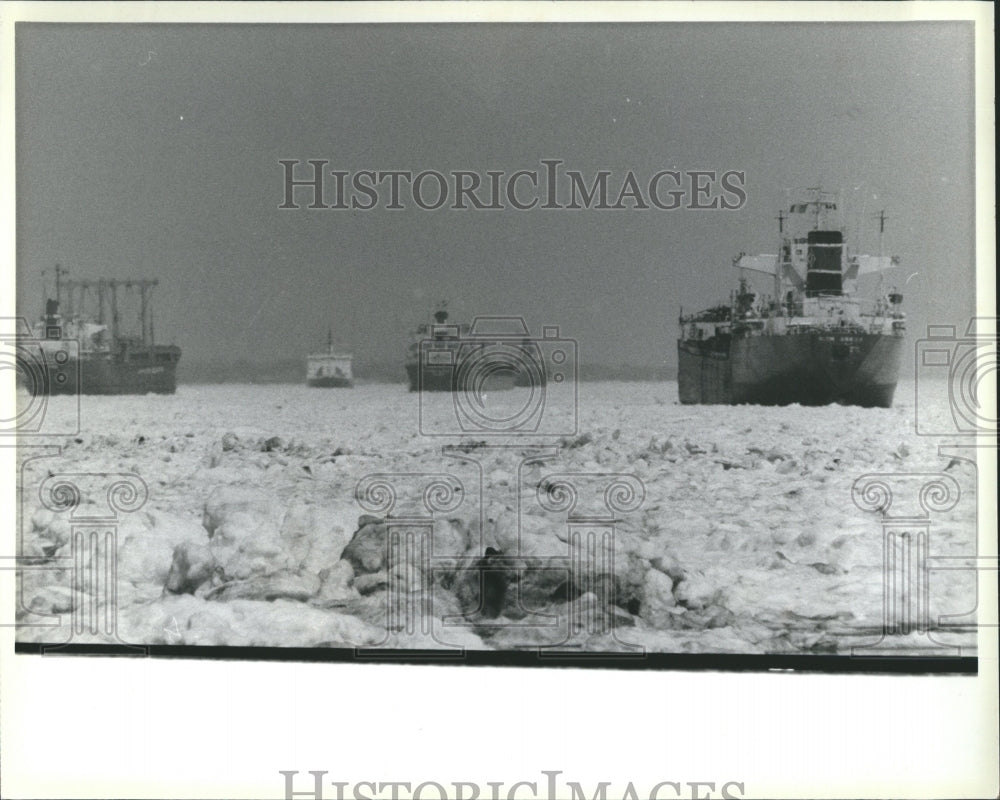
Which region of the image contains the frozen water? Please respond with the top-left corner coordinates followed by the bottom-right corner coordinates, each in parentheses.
top-left (14, 380), bottom-right (981, 655)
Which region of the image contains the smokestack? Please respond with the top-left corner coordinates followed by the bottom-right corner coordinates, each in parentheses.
top-left (805, 230), bottom-right (843, 296)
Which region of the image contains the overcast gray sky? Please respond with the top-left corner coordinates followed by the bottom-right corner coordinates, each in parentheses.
top-left (16, 22), bottom-right (975, 372)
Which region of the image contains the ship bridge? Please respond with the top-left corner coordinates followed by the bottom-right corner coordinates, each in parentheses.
top-left (733, 190), bottom-right (902, 317)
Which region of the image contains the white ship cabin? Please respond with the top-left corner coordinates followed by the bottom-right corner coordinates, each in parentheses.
top-left (31, 298), bottom-right (110, 355)
top-left (306, 352), bottom-right (354, 382)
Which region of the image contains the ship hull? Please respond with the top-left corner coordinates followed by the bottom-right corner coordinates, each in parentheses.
top-left (48, 347), bottom-right (181, 395)
top-left (307, 376), bottom-right (353, 388)
top-left (678, 332), bottom-right (903, 408)
top-left (407, 362), bottom-right (445, 391)
top-left (306, 353), bottom-right (353, 388)
top-left (406, 362), bottom-right (518, 392)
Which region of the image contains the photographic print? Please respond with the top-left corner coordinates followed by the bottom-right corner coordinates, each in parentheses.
top-left (7, 13), bottom-right (991, 663)
top-left (1, 3), bottom-right (996, 798)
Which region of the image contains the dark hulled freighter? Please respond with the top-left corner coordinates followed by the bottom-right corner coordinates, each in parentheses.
top-left (678, 190), bottom-right (905, 408)
top-left (28, 268), bottom-right (181, 395)
top-left (405, 304), bottom-right (538, 392)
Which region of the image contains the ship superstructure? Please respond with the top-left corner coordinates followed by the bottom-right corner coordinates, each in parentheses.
top-left (306, 329), bottom-right (354, 388)
top-left (405, 303), bottom-right (536, 392)
top-left (678, 189), bottom-right (905, 407)
top-left (30, 267), bottom-right (181, 395)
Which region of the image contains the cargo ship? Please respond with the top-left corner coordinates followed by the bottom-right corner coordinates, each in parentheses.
top-left (405, 304), bottom-right (537, 392)
top-left (26, 267), bottom-right (181, 395)
top-left (678, 189), bottom-right (906, 408)
top-left (306, 330), bottom-right (354, 388)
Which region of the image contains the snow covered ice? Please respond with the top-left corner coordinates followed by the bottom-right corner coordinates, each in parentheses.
top-left (14, 379), bottom-right (980, 655)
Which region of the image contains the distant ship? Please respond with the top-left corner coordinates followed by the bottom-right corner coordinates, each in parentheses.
top-left (405, 304), bottom-right (537, 392)
top-left (678, 189), bottom-right (906, 408)
top-left (28, 267), bottom-right (181, 395)
top-left (306, 330), bottom-right (354, 388)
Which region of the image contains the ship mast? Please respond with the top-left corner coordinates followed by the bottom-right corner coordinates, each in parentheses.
top-left (98, 279), bottom-right (106, 327)
top-left (876, 209), bottom-right (888, 301)
top-left (806, 185), bottom-right (821, 230)
top-left (110, 281), bottom-right (120, 344)
top-left (54, 263), bottom-right (65, 309)
top-left (55, 277), bottom-right (160, 346)
top-left (775, 210), bottom-right (786, 312)
top-left (140, 282), bottom-right (149, 346)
